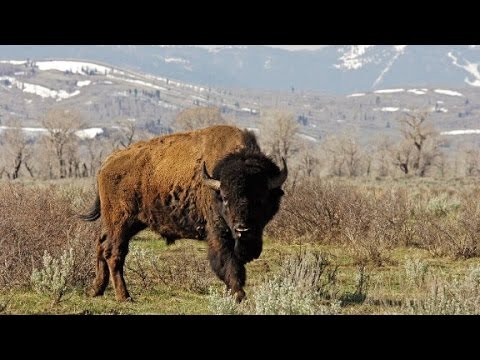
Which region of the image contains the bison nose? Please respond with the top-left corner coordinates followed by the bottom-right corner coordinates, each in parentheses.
top-left (234, 224), bottom-right (250, 237)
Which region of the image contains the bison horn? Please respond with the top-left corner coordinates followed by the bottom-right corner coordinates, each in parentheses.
top-left (268, 157), bottom-right (288, 189)
top-left (202, 162), bottom-right (221, 191)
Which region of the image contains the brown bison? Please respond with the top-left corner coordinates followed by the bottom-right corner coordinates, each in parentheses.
top-left (80, 125), bottom-right (287, 303)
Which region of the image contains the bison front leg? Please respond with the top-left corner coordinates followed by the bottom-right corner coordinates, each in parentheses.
top-left (208, 246), bottom-right (246, 303)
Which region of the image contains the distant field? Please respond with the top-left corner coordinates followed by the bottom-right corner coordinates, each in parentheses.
top-left (1, 177), bottom-right (480, 315)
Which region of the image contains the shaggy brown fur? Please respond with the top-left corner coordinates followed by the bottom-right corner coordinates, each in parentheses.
top-left (80, 125), bottom-right (286, 302)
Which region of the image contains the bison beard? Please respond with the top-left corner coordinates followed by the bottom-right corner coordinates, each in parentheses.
top-left (79, 125), bottom-right (286, 304)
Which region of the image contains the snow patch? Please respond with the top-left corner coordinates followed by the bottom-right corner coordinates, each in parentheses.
top-left (23, 82), bottom-right (80, 100)
top-left (75, 128), bottom-right (104, 139)
top-left (373, 107), bottom-right (399, 112)
top-left (36, 60), bottom-right (111, 75)
top-left (467, 79), bottom-right (480, 86)
top-left (297, 133), bottom-right (318, 143)
top-left (106, 74), bottom-right (166, 91)
top-left (374, 88), bottom-right (405, 94)
top-left (448, 52), bottom-right (480, 87)
top-left (0, 60), bottom-right (27, 65)
top-left (164, 57), bottom-right (188, 64)
top-left (334, 45), bottom-right (374, 70)
top-left (372, 47), bottom-right (406, 87)
top-left (76, 80), bottom-right (91, 87)
top-left (434, 89), bottom-right (463, 97)
top-left (441, 129), bottom-right (480, 135)
top-left (407, 89), bottom-right (427, 95)
top-left (347, 93), bottom-right (365, 97)
top-left (1, 75), bottom-right (81, 100)
top-left (0, 126), bottom-right (47, 133)
top-left (241, 107), bottom-right (258, 114)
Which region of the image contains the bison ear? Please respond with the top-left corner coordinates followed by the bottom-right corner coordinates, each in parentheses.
top-left (268, 157), bottom-right (288, 189)
top-left (202, 162), bottom-right (221, 191)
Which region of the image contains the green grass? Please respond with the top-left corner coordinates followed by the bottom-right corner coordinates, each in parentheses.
top-left (2, 229), bottom-right (480, 315)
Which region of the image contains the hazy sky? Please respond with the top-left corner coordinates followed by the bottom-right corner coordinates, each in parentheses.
top-left (194, 45), bottom-right (327, 51)
top-left (267, 45), bottom-right (328, 51)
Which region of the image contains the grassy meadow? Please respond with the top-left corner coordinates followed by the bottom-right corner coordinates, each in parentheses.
top-left (1, 177), bottom-right (480, 315)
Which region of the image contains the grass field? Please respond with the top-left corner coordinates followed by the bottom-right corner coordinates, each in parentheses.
top-left (1, 177), bottom-right (480, 315)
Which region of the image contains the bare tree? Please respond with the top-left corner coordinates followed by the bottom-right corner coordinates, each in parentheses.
top-left (340, 135), bottom-right (362, 176)
top-left (114, 118), bottom-right (137, 148)
top-left (321, 136), bottom-right (345, 176)
top-left (0, 118), bottom-right (33, 179)
top-left (434, 152), bottom-right (447, 178)
top-left (321, 132), bottom-right (363, 177)
top-left (393, 112), bottom-right (441, 177)
top-left (391, 140), bottom-right (413, 175)
top-left (297, 142), bottom-right (319, 178)
top-left (84, 137), bottom-right (107, 176)
top-left (174, 106), bottom-right (226, 131)
top-left (462, 146), bottom-right (480, 176)
top-left (363, 145), bottom-right (374, 177)
top-left (41, 108), bottom-right (85, 179)
top-left (374, 138), bottom-right (393, 177)
top-left (259, 109), bottom-right (299, 163)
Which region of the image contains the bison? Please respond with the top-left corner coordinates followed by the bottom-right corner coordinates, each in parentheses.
top-left (79, 125), bottom-right (287, 303)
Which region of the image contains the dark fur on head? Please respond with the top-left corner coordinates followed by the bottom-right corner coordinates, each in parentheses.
top-left (209, 149), bottom-right (285, 262)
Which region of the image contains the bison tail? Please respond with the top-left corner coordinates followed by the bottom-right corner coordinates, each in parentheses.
top-left (78, 193), bottom-right (101, 222)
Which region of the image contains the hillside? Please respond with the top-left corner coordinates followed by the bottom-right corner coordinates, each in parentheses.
top-left (0, 58), bottom-right (479, 147)
top-left (1, 45), bottom-right (480, 94)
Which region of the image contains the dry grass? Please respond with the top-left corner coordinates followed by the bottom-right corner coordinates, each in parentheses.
top-left (2, 177), bottom-right (480, 314)
top-left (126, 242), bottom-right (216, 295)
top-left (267, 177), bottom-right (480, 263)
top-left (0, 182), bottom-right (98, 290)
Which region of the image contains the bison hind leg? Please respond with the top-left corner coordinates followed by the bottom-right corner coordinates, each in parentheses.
top-left (90, 233), bottom-right (110, 297)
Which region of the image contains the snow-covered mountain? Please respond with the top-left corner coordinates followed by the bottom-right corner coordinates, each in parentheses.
top-left (1, 45), bottom-right (479, 94)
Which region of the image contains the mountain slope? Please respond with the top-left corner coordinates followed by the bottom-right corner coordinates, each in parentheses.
top-left (1, 45), bottom-right (479, 94)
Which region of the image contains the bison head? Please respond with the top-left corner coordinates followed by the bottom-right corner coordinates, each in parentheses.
top-left (202, 151), bottom-right (287, 262)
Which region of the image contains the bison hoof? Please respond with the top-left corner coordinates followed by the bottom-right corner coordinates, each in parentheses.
top-left (116, 296), bottom-right (134, 303)
top-left (235, 290), bottom-right (246, 303)
top-left (89, 288), bottom-right (105, 297)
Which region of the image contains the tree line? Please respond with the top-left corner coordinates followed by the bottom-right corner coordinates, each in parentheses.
top-left (1, 106), bottom-right (479, 181)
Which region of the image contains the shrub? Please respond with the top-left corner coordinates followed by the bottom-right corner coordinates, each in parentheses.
top-left (208, 251), bottom-right (342, 315)
top-left (126, 244), bottom-right (215, 294)
top-left (0, 183), bottom-right (97, 290)
top-left (404, 257), bottom-right (429, 288)
top-left (208, 287), bottom-right (241, 315)
top-left (404, 267), bottom-right (480, 314)
top-left (31, 248), bottom-right (75, 304)
top-left (426, 194), bottom-right (460, 217)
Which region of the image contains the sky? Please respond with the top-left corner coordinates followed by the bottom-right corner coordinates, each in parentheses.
top-left (266, 45), bottom-right (328, 51)
top-left (194, 45), bottom-right (328, 51)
